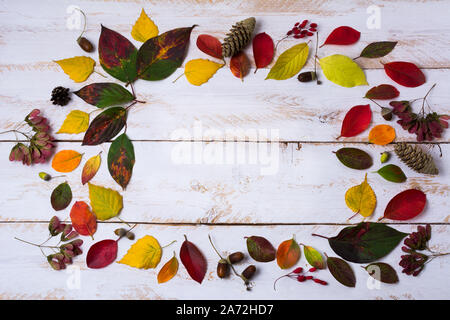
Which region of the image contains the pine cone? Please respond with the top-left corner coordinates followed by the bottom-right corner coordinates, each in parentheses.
top-left (222, 17), bottom-right (256, 58)
top-left (394, 143), bottom-right (438, 175)
top-left (51, 86), bottom-right (71, 106)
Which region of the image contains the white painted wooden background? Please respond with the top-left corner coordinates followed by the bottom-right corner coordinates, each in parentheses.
top-left (0, 0), bottom-right (449, 300)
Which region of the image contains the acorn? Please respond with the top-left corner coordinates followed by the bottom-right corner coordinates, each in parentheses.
top-left (114, 228), bottom-right (127, 237)
top-left (39, 172), bottom-right (51, 181)
top-left (297, 71), bottom-right (316, 82)
top-left (217, 259), bottom-right (230, 278)
top-left (77, 37), bottom-right (94, 53)
top-left (126, 231), bottom-right (135, 240)
top-left (241, 265), bottom-right (256, 281)
top-left (228, 251), bottom-right (244, 264)
top-left (380, 152), bottom-right (390, 163)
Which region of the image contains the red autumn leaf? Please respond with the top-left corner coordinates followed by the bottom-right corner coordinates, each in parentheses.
top-left (70, 201), bottom-right (97, 237)
top-left (180, 235), bottom-right (207, 284)
top-left (196, 34), bottom-right (222, 59)
top-left (230, 52), bottom-right (250, 81)
top-left (86, 239), bottom-right (118, 269)
top-left (365, 84), bottom-right (400, 100)
top-left (383, 62), bottom-right (426, 88)
top-left (320, 26), bottom-right (360, 47)
top-left (252, 32), bottom-right (274, 72)
top-left (338, 104), bottom-right (372, 138)
top-left (382, 189), bottom-right (427, 221)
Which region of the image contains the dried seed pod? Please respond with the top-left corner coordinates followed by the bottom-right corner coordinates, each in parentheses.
top-left (228, 251), bottom-right (244, 264)
top-left (77, 37), bottom-right (94, 53)
top-left (217, 259), bottom-right (230, 278)
top-left (241, 265), bottom-right (256, 281)
top-left (394, 142), bottom-right (438, 175)
top-left (297, 71), bottom-right (316, 82)
top-left (114, 228), bottom-right (127, 237)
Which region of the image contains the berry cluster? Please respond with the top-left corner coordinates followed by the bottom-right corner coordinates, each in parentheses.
top-left (9, 109), bottom-right (55, 165)
top-left (391, 100), bottom-right (449, 142)
top-left (286, 20), bottom-right (318, 39)
top-left (274, 266), bottom-right (327, 290)
top-left (15, 216), bottom-right (83, 271)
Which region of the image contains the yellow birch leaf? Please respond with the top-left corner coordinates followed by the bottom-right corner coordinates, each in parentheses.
top-left (88, 183), bottom-right (123, 221)
top-left (369, 124), bottom-right (396, 145)
top-left (319, 54), bottom-right (368, 87)
top-left (57, 110), bottom-right (89, 134)
top-left (345, 173), bottom-right (376, 217)
top-left (266, 43), bottom-right (309, 80)
top-left (157, 252), bottom-right (179, 283)
top-left (54, 56), bottom-right (95, 83)
top-left (131, 8), bottom-right (159, 42)
top-left (184, 59), bottom-right (223, 86)
top-left (118, 235), bottom-right (162, 269)
top-left (81, 152), bottom-right (101, 185)
top-left (51, 150), bottom-right (83, 173)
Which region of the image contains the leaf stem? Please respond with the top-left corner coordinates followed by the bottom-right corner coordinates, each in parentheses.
top-left (162, 240), bottom-right (177, 249)
top-left (208, 234), bottom-right (224, 259)
top-left (14, 237), bottom-right (59, 249)
top-left (369, 98), bottom-right (385, 110)
top-left (311, 233), bottom-right (329, 239)
top-left (172, 72), bottom-right (185, 84)
top-left (0, 129), bottom-right (31, 140)
top-left (74, 8), bottom-right (87, 40)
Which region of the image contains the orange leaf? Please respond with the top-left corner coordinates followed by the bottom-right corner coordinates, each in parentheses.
top-left (157, 252), bottom-right (179, 284)
top-left (52, 150), bottom-right (83, 173)
top-left (70, 201), bottom-right (97, 237)
top-left (82, 152), bottom-right (101, 185)
top-left (369, 124), bottom-right (396, 145)
top-left (276, 237), bottom-right (300, 269)
top-left (230, 52), bottom-right (250, 81)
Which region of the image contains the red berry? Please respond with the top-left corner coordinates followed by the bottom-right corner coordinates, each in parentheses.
top-left (292, 267), bottom-right (303, 274)
top-left (309, 267), bottom-right (317, 272)
top-left (310, 23), bottom-right (317, 28)
top-left (287, 30), bottom-right (293, 36)
top-left (306, 32), bottom-right (314, 36)
top-left (301, 30), bottom-right (308, 34)
top-left (299, 34), bottom-right (306, 38)
top-left (293, 28), bottom-right (301, 34)
top-left (305, 276), bottom-right (313, 280)
top-left (297, 275), bottom-right (306, 282)
top-left (295, 22), bottom-right (300, 27)
top-left (309, 28), bottom-right (317, 32)
top-left (302, 19), bottom-right (308, 24)
top-left (314, 279), bottom-right (328, 285)
top-left (293, 34), bottom-right (302, 39)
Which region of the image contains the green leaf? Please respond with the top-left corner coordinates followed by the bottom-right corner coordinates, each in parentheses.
top-left (75, 83), bottom-right (134, 108)
top-left (320, 222), bottom-right (408, 263)
top-left (246, 236), bottom-right (276, 262)
top-left (265, 43), bottom-right (309, 80)
top-left (99, 26), bottom-right (138, 83)
top-left (51, 182), bottom-right (72, 211)
top-left (137, 26), bottom-right (195, 81)
top-left (82, 107), bottom-right (127, 146)
top-left (327, 256), bottom-right (356, 287)
top-left (88, 183), bottom-right (123, 221)
top-left (108, 133), bottom-right (135, 190)
top-left (376, 164), bottom-right (407, 183)
top-left (335, 147), bottom-right (373, 170)
top-left (359, 41), bottom-right (397, 59)
top-left (319, 54), bottom-right (367, 87)
top-left (363, 262), bottom-right (399, 284)
top-left (303, 245), bottom-right (325, 269)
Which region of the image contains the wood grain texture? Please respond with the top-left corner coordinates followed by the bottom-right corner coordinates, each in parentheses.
top-left (2, 223), bottom-right (449, 300)
top-left (1, 142), bottom-right (448, 224)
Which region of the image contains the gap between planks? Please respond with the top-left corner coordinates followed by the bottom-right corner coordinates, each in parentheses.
top-left (0, 140), bottom-right (448, 144)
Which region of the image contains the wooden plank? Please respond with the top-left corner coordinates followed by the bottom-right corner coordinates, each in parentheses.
top-left (1, 141), bottom-right (448, 223)
top-left (0, 69), bottom-right (448, 142)
top-left (1, 222), bottom-right (449, 300)
top-left (1, 0), bottom-right (449, 69)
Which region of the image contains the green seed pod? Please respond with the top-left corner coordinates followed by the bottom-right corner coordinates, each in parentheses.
top-left (228, 251), bottom-right (244, 264)
top-left (217, 259), bottom-right (230, 278)
top-left (380, 152), bottom-right (390, 163)
top-left (39, 172), bottom-right (51, 181)
top-left (114, 228), bottom-right (127, 237)
top-left (241, 265), bottom-right (256, 281)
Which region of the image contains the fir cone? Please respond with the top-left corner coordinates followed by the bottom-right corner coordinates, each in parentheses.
top-left (222, 17), bottom-right (256, 58)
top-left (51, 86), bottom-right (71, 106)
top-left (394, 142), bottom-right (438, 175)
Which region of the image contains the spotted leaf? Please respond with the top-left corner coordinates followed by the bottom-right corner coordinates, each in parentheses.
top-left (108, 133), bottom-right (135, 190)
top-left (82, 107), bottom-right (127, 146)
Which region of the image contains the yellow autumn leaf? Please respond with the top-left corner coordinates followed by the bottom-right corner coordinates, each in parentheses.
top-left (118, 235), bottom-right (162, 269)
top-left (266, 43), bottom-right (309, 80)
top-left (88, 183), bottom-right (123, 221)
top-left (82, 152), bottom-right (101, 185)
top-left (184, 59), bottom-right (223, 86)
top-left (131, 8), bottom-right (159, 42)
top-left (319, 54), bottom-right (368, 87)
top-left (345, 173), bottom-right (376, 218)
top-left (55, 56), bottom-right (95, 83)
top-left (52, 150), bottom-right (83, 173)
top-left (369, 124), bottom-right (396, 145)
top-left (57, 110), bottom-right (89, 134)
top-left (157, 252), bottom-right (179, 284)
